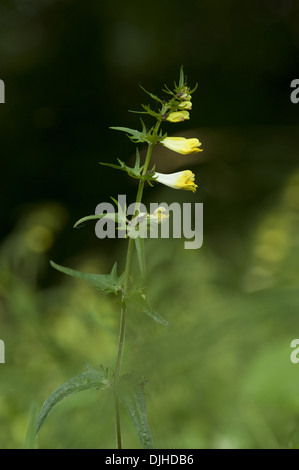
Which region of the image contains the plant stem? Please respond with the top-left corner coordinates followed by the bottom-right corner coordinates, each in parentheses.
top-left (113, 126), bottom-right (159, 448)
top-left (114, 391), bottom-right (122, 449)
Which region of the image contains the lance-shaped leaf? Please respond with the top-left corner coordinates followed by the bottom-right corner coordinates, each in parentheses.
top-left (134, 235), bottom-right (146, 279)
top-left (36, 364), bottom-right (110, 437)
top-left (25, 402), bottom-right (39, 449)
top-left (114, 373), bottom-right (153, 449)
top-left (110, 119), bottom-right (149, 143)
top-left (139, 85), bottom-right (163, 104)
top-left (100, 149), bottom-right (144, 180)
top-left (50, 260), bottom-right (124, 295)
top-left (141, 104), bottom-right (161, 120)
top-left (74, 212), bottom-right (120, 228)
top-left (178, 64), bottom-right (185, 88)
top-left (110, 119), bottom-right (161, 145)
top-left (74, 196), bottom-right (128, 231)
top-left (100, 152), bottom-right (157, 187)
top-left (100, 158), bottom-right (141, 178)
top-left (110, 126), bottom-right (144, 142)
top-left (128, 86), bottom-right (164, 116)
top-left (109, 196), bottom-right (128, 228)
top-left (128, 292), bottom-right (169, 326)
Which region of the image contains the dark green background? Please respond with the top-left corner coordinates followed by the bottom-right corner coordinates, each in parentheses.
top-left (1, 0), bottom-right (299, 449)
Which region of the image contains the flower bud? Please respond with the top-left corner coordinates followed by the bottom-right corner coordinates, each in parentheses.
top-left (166, 111), bottom-right (190, 123)
top-left (178, 101), bottom-right (192, 110)
top-left (148, 206), bottom-right (170, 223)
top-left (160, 136), bottom-right (202, 154)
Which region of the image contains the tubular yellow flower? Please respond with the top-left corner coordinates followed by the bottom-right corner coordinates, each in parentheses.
top-left (154, 170), bottom-right (198, 193)
top-left (160, 137), bottom-right (202, 154)
top-left (166, 111), bottom-right (190, 122)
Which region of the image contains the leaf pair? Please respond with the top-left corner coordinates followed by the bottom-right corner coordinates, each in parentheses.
top-left (50, 260), bottom-right (168, 326)
top-left (35, 364), bottom-right (153, 449)
top-left (50, 260), bottom-right (124, 296)
top-left (110, 119), bottom-right (165, 145)
top-left (100, 149), bottom-right (157, 186)
top-left (128, 289), bottom-right (169, 327)
top-left (35, 364), bottom-right (109, 437)
top-left (110, 119), bottom-right (149, 144)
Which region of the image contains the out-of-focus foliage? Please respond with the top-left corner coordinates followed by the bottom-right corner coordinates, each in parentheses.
top-left (1, 164), bottom-right (299, 448)
top-left (1, 0), bottom-right (299, 449)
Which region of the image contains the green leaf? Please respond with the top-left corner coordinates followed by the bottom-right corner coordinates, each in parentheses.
top-left (128, 293), bottom-right (169, 326)
top-left (74, 208), bottom-right (127, 232)
top-left (110, 126), bottom-right (148, 143)
top-left (115, 373), bottom-right (153, 449)
top-left (25, 402), bottom-right (38, 449)
top-left (190, 82), bottom-right (198, 94)
top-left (128, 109), bottom-right (149, 115)
top-left (134, 148), bottom-right (141, 172)
top-left (110, 196), bottom-right (128, 223)
top-left (100, 151), bottom-right (157, 188)
top-left (36, 364), bottom-right (110, 437)
top-left (139, 85), bottom-right (163, 104)
top-left (134, 236), bottom-right (146, 279)
top-left (100, 159), bottom-right (127, 171)
top-left (110, 125), bottom-right (140, 136)
top-left (141, 104), bottom-right (161, 120)
top-left (100, 154), bottom-right (144, 180)
top-left (50, 260), bottom-right (124, 295)
top-left (162, 83), bottom-right (175, 96)
top-left (74, 212), bottom-right (118, 228)
top-left (179, 65), bottom-right (185, 88)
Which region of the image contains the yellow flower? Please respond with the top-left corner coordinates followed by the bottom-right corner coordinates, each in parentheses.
top-left (154, 170), bottom-right (198, 193)
top-left (177, 87), bottom-right (192, 101)
top-left (160, 136), bottom-right (202, 154)
top-left (148, 206), bottom-right (170, 224)
top-left (166, 111), bottom-right (190, 122)
top-left (178, 101), bottom-right (192, 110)
top-left (181, 94), bottom-right (192, 101)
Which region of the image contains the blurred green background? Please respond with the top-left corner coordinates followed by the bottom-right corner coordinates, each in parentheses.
top-left (1, 0), bottom-right (299, 449)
